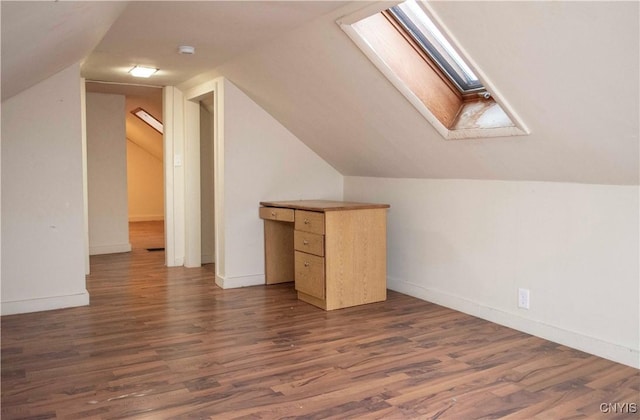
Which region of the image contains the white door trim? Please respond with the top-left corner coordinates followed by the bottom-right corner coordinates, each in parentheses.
top-left (183, 79), bottom-right (225, 279)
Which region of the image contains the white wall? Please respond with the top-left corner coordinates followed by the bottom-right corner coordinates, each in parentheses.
top-left (126, 140), bottom-right (164, 221)
top-left (200, 102), bottom-right (215, 264)
top-left (217, 79), bottom-right (343, 287)
top-left (163, 86), bottom-right (185, 267)
top-left (345, 177), bottom-right (639, 368)
top-left (126, 95), bottom-right (164, 222)
top-left (1, 63), bottom-right (89, 315)
top-left (86, 93), bottom-right (131, 255)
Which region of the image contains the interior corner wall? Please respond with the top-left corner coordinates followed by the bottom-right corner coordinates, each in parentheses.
top-left (86, 92), bottom-right (131, 255)
top-left (218, 78), bottom-right (343, 288)
top-left (344, 176), bottom-right (640, 368)
top-left (1, 63), bottom-right (89, 315)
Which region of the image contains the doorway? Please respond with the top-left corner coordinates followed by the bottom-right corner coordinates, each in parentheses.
top-left (85, 81), bottom-right (165, 258)
top-left (200, 94), bottom-right (215, 265)
top-left (176, 79), bottom-right (223, 277)
top-left (124, 89), bottom-right (165, 252)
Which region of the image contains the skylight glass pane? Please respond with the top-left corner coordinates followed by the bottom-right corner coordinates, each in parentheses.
top-left (132, 108), bottom-right (163, 134)
top-left (389, 0), bottom-right (483, 93)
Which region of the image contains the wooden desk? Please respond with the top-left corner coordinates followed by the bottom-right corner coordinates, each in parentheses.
top-left (259, 200), bottom-right (390, 310)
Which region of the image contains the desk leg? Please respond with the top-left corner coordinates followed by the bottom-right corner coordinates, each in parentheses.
top-left (264, 220), bottom-right (294, 284)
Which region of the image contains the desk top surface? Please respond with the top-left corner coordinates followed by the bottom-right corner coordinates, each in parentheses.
top-left (260, 200), bottom-right (390, 212)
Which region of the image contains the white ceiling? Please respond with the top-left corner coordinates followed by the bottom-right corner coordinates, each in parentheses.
top-left (82, 1), bottom-right (350, 86)
top-left (2, 1), bottom-right (638, 185)
top-left (2, 1), bottom-right (348, 98)
top-left (1, 1), bottom-right (127, 101)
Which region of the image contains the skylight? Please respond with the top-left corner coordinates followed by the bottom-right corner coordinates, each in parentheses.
top-left (132, 107), bottom-right (163, 134)
top-left (389, 0), bottom-right (483, 93)
top-left (338, 0), bottom-right (529, 139)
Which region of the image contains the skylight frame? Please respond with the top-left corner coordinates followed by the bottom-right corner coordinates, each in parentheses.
top-left (388, 0), bottom-right (485, 94)
top-left (131, 107), bottom-right (163, 134)
top-left (337, 0), bottom-right (530, 140)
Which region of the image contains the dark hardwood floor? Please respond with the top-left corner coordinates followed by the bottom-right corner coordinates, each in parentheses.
top-left (2, 222), bottom-right (638, 419)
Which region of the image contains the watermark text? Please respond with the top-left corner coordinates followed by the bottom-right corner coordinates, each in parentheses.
top-left (599, 403), bottom-right (637, 414)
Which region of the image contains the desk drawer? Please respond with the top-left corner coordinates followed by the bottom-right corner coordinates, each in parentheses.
top-left (259, 207), bottom-right (295, 222)
top-left (294, 231), bottom-right (324, 256)
top-left (295, 210), bottom-right (325, 235)
top-left (295, 251), bottom-right (325, 299)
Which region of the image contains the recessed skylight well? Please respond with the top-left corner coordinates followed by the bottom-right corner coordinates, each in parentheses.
top-left (132, 107), bottom-right (163, 134)
top-left (338, 0), bottom-right (529, 140)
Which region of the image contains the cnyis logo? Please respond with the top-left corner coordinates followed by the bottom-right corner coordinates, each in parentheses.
top-left (599, 402), bottom-right (638, 414)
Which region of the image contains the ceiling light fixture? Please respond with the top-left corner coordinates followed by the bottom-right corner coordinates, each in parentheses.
top-left (129, 66), bottom-right (158, 78)
top-left (178, 45), bottom-right (195, 55)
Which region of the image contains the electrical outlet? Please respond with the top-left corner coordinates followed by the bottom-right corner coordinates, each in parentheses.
top-left (518, 288), bottom-right (530, 309)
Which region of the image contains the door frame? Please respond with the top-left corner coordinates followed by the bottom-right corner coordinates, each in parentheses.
top-left (165, 79), bottom-right (224, 278)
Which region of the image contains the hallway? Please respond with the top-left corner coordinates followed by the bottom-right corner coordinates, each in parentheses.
top-left (129, 221), bottom-right (165, 252)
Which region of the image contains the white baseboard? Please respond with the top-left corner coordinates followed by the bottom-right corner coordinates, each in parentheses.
top-left (215, 273), bottom-right (265, 289)
top-left (1, 290), bottom-right (90, 315)
top-left (89, 243), bottom-right (132, 255)
top-left (167, 256), bottom-right (184, 267)
top-left (129, 215), bottom-right (164, 222)
top-left (388, 276), bottom-right (640, 369)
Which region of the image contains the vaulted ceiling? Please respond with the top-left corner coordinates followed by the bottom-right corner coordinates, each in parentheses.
top-left (2, 1), bottom-right (638, 185)
top-left (1, 1), bottom-right (127, 101)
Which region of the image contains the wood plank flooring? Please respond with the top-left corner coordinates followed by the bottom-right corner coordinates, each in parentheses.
top-left (2, 222), bottom-right (638, 419)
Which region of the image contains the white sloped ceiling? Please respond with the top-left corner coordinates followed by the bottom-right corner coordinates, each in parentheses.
top-left (180, 1), bottom-right (639, 185)
top-left (1, 1), bottom-right (128, 101)
top-left (3, 1), bottom-right (637, 185)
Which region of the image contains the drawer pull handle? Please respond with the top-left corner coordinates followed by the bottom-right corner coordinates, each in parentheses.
top-left (304, 261), bottom-right (310, 267)
top-left (304, 219), bottom-right (310, 224)
top-left (271, 212), bottom-right (276, 217)
top-left (303, 240), bottom-right (309, 245)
